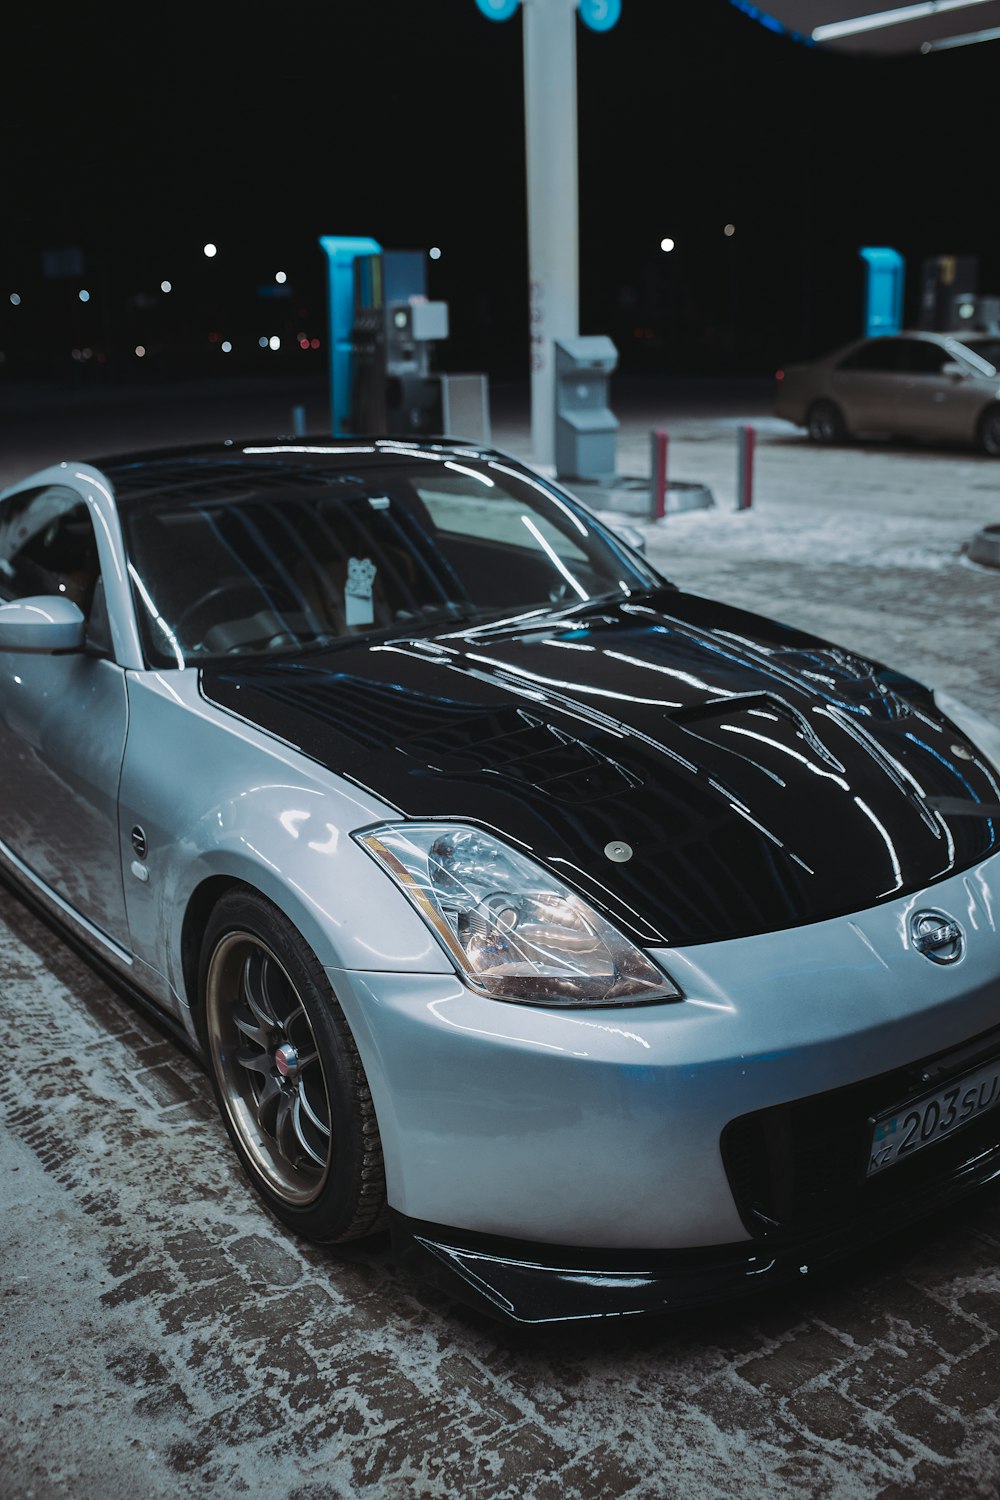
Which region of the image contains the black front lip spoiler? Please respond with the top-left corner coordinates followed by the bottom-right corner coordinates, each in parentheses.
top-left (390, 1145), bottom-right (1000, 1324)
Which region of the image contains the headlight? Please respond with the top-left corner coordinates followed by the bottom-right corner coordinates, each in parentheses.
top-left (933, 692), bottom-right (1000, 774)
top-left (355, 823), bottom-right (680, 1008)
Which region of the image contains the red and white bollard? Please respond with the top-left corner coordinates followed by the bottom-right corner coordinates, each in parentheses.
top-left (650, 429), bottom-right (669, 520)
top-left (737, 424), bottom-right (756, 510)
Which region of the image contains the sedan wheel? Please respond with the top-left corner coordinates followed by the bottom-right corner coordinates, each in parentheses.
top-left (201, 890), bottom-right (387, 1241)
top-left (977, 404), bottom-right (1000, 458)
top-left (806, 400), bottom-right (847, 444)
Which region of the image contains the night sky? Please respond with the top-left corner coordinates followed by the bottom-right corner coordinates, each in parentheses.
top-left (3, 1), bottom-right (997, 381)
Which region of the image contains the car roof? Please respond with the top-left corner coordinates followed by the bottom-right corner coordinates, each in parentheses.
top-left (818, 330), bottom-right (987, 362)
top-left (91, 437), bottom-right (503, 509)
top-left (870, 331), bottom-right (952, 343)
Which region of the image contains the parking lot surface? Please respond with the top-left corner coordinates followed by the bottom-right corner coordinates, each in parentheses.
top-left (2, 377), bottom-right (1000, 1499)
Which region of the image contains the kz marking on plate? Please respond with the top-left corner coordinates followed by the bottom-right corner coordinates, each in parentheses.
top-left (868, 1057), bottom-right (1000, 1177)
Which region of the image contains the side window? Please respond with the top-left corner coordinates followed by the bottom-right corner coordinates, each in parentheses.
top-left (837, 340), bottom-right (905, 373)
top-left (962, 339), bottom-right (1000, 372)
top-left (899, 340), bottom-right (952, 375)
top-left (0, 486), bottom-right (105, 636)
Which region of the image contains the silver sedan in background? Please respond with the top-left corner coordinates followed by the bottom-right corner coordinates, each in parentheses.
top-left (775, 331), bottom-right (1000, 455)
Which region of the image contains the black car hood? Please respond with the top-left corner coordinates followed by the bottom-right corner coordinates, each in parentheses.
top-left (201, 588), bottom-right (1000, 947)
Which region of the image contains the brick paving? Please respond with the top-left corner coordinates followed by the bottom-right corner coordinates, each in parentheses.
top-left (2, 379), bottom-right (1000, 1498)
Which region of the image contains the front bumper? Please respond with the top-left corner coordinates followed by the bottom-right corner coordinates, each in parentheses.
top-left (330, 855), bottom-right (1000, 1280)
top-left (392, 1068), bottom-right (1000, 1325)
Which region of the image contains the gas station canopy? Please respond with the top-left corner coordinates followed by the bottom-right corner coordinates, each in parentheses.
top-left (732, 0), bottom-right (1000, 54)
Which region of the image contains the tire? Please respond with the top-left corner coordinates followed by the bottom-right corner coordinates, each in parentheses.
top-left (199, 889), bottom-right (387, 1242)
top-left (977, 404), bottom-right (1000, 457)
top-left (806, 399), bottom-right (847, 445)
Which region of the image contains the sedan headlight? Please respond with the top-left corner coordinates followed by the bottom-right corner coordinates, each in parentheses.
top-left (934, 691), bottom-right (1000, 775)
top-left (356, 823), bottom-right (680, 1008)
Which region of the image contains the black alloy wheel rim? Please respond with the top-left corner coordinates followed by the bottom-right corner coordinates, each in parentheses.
top-left (205, 931), bottom-right (332, 1204)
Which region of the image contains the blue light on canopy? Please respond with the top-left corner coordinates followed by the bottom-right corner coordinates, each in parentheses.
top-left (475, 0), bottom-right (621, 26)
top-left (579, 0), bottom-right (621, 31)
top-left (475, 0), bottom-right (520, 19)
top-left (728, 0), bottom-right (814, 44)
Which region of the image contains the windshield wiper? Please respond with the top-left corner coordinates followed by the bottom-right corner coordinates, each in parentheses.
top-left (192, 604), bottom-right (492, 662)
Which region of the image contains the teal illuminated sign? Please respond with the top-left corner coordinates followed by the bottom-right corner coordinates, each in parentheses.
top-left (859, 247), bottom-right (905, 338)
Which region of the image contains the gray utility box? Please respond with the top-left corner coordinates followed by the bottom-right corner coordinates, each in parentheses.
top-left (440, 373), bottom-right (491, 446)
top-left (554, 336), bottom-right (619, 481)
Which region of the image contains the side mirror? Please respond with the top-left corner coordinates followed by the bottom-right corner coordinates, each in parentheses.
top-left (0, 595), bottom-right (86, 653)
top-left (941, 361), bottom-right (969, 380)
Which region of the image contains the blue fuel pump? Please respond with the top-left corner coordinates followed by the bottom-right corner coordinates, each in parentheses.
top-left (859, 247), bottom-right (905, 338)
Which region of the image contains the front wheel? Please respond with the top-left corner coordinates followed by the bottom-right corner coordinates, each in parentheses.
top-left (977, 404), bottom-right (1000, 457)
top-left (806, 399), bottom-right (847, 445)
top-left (199, 890), bottom-right (387, 1242)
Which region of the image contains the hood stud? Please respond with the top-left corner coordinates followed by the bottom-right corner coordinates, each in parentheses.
top-left (604, 840), bottom-right (633, 863)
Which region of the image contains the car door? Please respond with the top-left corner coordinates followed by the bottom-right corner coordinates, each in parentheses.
top-left (891, 338), bottom-right (979, 441)
top-left (0, 484), bottom-right (131, 951)
top-left (829, 338), bottom-right (907, 433)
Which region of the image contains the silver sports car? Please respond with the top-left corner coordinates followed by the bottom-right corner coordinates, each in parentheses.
top-left (3, 437), bottom-right (1000, 1324)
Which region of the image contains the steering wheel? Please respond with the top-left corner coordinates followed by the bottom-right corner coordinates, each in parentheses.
top-left (173, 578), bottom-right (277, 640)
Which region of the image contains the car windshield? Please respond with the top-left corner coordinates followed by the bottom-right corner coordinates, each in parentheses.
top-left (120, 449), bottom-right (662, 668)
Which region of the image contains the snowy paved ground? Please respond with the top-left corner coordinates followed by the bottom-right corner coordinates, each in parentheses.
top-left (2, 379), bottom-right (1000, 1499)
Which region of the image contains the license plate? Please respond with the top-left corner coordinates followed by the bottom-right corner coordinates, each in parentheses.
top-left (868, 1057), bottom-right (1000, 1177)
